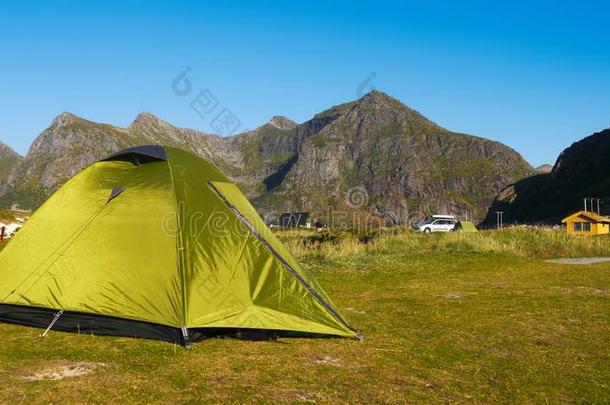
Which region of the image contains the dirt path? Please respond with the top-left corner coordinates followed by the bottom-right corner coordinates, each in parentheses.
top-left (546, 257), bottom-right (610, 265)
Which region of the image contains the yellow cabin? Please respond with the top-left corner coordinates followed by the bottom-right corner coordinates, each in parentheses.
top-left (562, 211), bottom-right (610, 236)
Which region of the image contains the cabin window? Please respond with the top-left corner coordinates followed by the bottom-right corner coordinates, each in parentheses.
top-left (573, 222), bottom-right (591, 232)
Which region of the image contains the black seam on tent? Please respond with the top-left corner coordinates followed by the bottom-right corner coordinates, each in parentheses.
top-left (0, 304), bottom-right (337, 343)
top-left (0, 304), bottom-right (184, 343)
top-left (207, 181), bottom-right (355, 334)
top-left (100, 145), bottom-right (168, 163)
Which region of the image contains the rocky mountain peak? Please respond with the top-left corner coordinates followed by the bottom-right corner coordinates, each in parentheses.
top-left (345, 90), bottom-right (437, 129)
top-left (130, 112), bottom-right (172, 129)
top-left (0, 92), bottom-right (534, 222)
top-left (0, 140), bottom-right (20, 157)
top-left (359, 89), bottom-right (393, 102)
top-left (51, 112), bottom-right (86, 128)
top-left (267, 116), bottom-right (297, 130)
top-left (355, 90), bottom-right (405, 109)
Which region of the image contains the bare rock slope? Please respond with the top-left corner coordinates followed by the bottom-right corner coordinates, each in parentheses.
top-left (0, 91), bottom-right (533, 222)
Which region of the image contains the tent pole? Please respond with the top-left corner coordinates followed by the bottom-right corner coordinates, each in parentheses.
top-left (181, 326), bottom-right (192, 350)
top-left (40, 309), bottom-right (64, 337)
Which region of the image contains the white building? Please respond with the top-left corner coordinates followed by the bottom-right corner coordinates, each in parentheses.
top-left (0, 217), bottom-right (25, 239)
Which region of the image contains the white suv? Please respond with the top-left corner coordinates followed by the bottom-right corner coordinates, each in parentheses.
top-left (417, 215), bottom-right (457, 233)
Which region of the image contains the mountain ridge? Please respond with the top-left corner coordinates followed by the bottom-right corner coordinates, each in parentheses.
top-left (254, 91), bottom-right (532, 222)
top-left (0, 91), bottom-right (533, 222)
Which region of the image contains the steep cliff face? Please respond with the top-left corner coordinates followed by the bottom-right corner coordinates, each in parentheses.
top-left (0, 141), bottom-right (22, 192)
top-left (222, 115), bottom-right (299, 195)
top-left (255, 91), bottom-right (533, 222)
top-left (0, 91), bottom-right (533, 222)
top-left (484, 128), bottom-right (610, 225)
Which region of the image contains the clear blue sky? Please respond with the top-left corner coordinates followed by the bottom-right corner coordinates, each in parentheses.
top-left (1, 1), bottom-right (609, 166)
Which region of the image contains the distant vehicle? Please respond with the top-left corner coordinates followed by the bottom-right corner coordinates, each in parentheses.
top-left (416, 215), bottom-right (457, 233)
top-left (279, 212), bottom-right (312, 228)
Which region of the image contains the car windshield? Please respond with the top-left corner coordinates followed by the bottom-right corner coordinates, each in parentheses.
top-left (421, 217), bottom-right (435, 225)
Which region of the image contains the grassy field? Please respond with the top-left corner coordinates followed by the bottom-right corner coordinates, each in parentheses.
top-left (0, 228), bottom-right (609, 403)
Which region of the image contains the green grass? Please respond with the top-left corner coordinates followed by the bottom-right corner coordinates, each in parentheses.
top-left (0, 229), bottom-right (609, 403)
top-left (282, 227), bottom-right (610, 260)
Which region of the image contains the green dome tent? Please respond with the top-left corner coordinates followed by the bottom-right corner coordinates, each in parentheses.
top-left (455, 221), bottom-right (478, 232)
top-left (0, 146), bottom-right (356, 346)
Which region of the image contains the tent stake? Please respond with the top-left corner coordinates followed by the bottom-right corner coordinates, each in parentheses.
top-left (40, 309), bottom-right (64, 337)
top-left (181, 326), bottom-right (192, 350)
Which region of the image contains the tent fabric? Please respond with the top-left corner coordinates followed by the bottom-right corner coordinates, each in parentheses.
top-left (0, 146), bottom-right (356, 344)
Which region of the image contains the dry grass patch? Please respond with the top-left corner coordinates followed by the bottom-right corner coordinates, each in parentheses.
top-left (21, 361), bottom-right (108, 381)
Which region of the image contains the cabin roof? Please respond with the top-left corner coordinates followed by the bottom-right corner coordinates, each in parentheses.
top-left (562, 210), bottom-right (610, 224)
